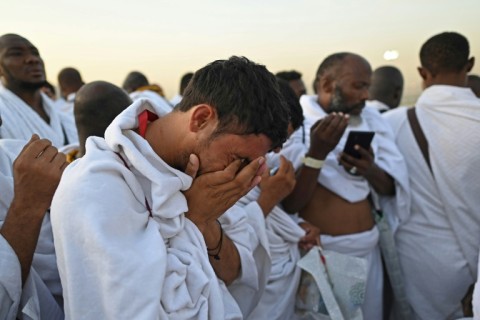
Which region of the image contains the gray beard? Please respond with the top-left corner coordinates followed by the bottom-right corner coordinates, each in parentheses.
top-left (348, 115), bottom-right (363, 127)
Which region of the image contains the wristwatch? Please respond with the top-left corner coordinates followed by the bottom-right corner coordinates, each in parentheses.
top-left (301, 156), bottom-right (324, 169)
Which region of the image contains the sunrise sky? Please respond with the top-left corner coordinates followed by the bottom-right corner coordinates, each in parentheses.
top-left (1, 0), bottom-right (479, 104)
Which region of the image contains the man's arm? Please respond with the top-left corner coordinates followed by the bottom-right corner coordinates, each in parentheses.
top-left (0, 135), bottom-right (66, 284)
top-left (282, 113), bottom-right (348, 213)
top-left (183, 155), bottom-right (267, 284)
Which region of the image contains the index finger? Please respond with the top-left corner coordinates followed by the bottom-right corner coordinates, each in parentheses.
top-left (235, 156), bottom-right (266, 188)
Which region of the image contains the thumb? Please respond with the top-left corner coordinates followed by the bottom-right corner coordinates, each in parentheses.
top-left (184, 154), bottom-right (199, 178)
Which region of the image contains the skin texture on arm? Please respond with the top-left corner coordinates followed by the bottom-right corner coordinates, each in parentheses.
top-left (282, 113), bottom-right (348, 213)
top-left (0, 135), bottom-right (67, 284)
top-left (183, 154), bottom-right (267, 285)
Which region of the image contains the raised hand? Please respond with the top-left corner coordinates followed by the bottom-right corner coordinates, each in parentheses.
top-left (183, 156), bottom-right (267, 231)
top-left (257, 156), bottom-right (296, 215)
top-left (308, 112), bottom-right (349, 159)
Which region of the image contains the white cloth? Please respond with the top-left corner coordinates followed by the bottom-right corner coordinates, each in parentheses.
top-left (383, 85), bottom-right (480, 320)
top-left (236, 180), bottom-right (305, 320)
top-left (130, 90), bottom-right (173, 115)
top-left (219, 205), bottom-right (271, 318)
top-left (170, 94), bottom-right (183, 107)
top-left (56, 93), bottom-right (75, 115)
top-left (0, 87), bottom-right (77, 147)
top-left (0, 140), bottom-right (63, 320)
top-left (51, 99), bottom-right (245, 319)
top-left (366, 100), bottom-right (390, 113)
top-left (321, 227), bottom-right (382, 320)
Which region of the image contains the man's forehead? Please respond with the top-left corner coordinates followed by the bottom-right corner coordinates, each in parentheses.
top-left (0, 35), bottom-right (35, 51)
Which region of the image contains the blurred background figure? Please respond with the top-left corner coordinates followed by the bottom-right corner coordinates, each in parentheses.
top-left (368, 66), bottom-right (404, 113)
top-left (276, 70), bottom-right (306, 99)
top-left (467, 74), bottom-right (480, 98)
top-left (122, 71), bottom-right (172, 114)
top-left (57, 67), bottom-right (85, 115)
top-left (170, 72), bottom-right (193, 107)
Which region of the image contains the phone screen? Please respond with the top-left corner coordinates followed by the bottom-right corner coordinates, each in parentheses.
top-left (343, 131), bottom-right (375, 159)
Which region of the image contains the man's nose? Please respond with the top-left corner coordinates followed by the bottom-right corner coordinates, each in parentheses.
top-left (25, 53), bottom-right (41, 64)
top-left (361, 87), bottom-right (369, 101)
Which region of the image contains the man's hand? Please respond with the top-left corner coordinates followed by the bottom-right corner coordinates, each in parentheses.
top-left (12, 134), bottom-right (67, 214)
top-left (257, 156), bottom-right (296, 215)
top-left (183, 155), bottom-right (267, 232)
top-left (298, 221), bottom-right (321, 251)
top-left (338, 145), bottom-right (376, 177)
top-left (308, 113), bottom-right (349, 159)
top-left (339, 145), bottom-right (396, 195)
top-left (1, 135), bottom-right (67, 284)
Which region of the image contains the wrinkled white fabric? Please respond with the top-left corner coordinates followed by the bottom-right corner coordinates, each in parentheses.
top-left (384, 85), bottom-right (480, 320)
top-left (366, 100), bottom-right (390, 113)
top-left (321, 228), bottom-right (382, 320)
top-left (51, 99), bottom-right (242, 319)
top-left (236, 182), bottom-right (304, 320)
top-left (130, 90), bottom-right (173, 116)
top-left (0, 140), bottom-right (63, 320)
top-left (0, 87), bottom-right (77, 147)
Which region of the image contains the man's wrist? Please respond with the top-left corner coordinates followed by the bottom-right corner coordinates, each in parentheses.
top-left (302, 155), bottom-right (324, 169)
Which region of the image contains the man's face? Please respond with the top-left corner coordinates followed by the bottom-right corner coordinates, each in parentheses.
top-left (194, 131), bottom-right (272, 176)
top-left (0, 35), bottom-right (46, 89)
top-left (289, 79), bottom-right (306, 99)
top-left (327, 58), bottom-right (371, 116)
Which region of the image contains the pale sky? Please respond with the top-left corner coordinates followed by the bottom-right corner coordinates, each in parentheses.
top-left (1, 0), bottom-right (479, 103)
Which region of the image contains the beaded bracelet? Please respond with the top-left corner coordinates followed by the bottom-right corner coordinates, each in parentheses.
top-left (207, 220), bottom-right (223, 260)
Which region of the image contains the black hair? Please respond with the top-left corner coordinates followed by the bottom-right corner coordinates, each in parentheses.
top-left (276, 78), bottom-right (304, 131)
top-left (315, 52), bottom-right (351, 79)
top-left (179, 72), bottom-right (194, 95)
top-left (58, 67), bottom-right (84, 88)
top-left (122, 71), bottom-right (149, 93)
top-left (176, 56), bottom-right (289, 149)
top-left (420, 32), bottom-right (470, 75)
top-left (276, 70), bottom-right (302, 82)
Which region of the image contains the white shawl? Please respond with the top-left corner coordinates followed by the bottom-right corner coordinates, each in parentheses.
top-left (0, 87), bottom-right (77, 147)
top-left (384, 86), bottom-right (480, 319)
top-left (51, 99), bottom-right (242, 319)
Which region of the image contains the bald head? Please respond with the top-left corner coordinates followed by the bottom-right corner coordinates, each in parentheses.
top-left (58, 67), bottom-right (84, 98)
top-left (122, 71), bottom-right (149, 93)
top-left (468, 75), bottom-right (480, 98)
top-left (74, 81), bottom-right (132, 155)
top-left (369, 66), bottom-right (404, 109)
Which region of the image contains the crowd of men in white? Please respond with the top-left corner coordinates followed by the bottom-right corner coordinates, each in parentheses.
top-left (0, 30), bottom-right (480, 320)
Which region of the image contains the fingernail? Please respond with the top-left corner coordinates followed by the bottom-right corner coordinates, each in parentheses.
top-left (189, 154), bottom-right (195, 164)
top-left (258, 157), bottom-right (265, 165)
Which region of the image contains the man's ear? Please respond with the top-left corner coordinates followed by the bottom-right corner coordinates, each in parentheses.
top-left (319, 74), bottom-right (334, 95)
top-left (417, 66), bottom-right (429, 81)
top-left (189, 104), bottom-right (216, 133)
top-left (466, 57), bottom-right (475, 72)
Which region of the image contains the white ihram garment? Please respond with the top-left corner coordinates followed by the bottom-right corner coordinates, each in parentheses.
top-left (51, 99), bottom-right (243, 319)
top-left (384, 85), bottom-right (480, 320)
top-left (0, 87), bottom-right (77, 147)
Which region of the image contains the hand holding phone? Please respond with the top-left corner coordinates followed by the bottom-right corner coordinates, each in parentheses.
top-left (342, 131), bottom-right (375, 159)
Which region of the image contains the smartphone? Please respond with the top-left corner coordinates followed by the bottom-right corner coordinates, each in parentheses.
top-left (342, 131), bottom-right (375, 159)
